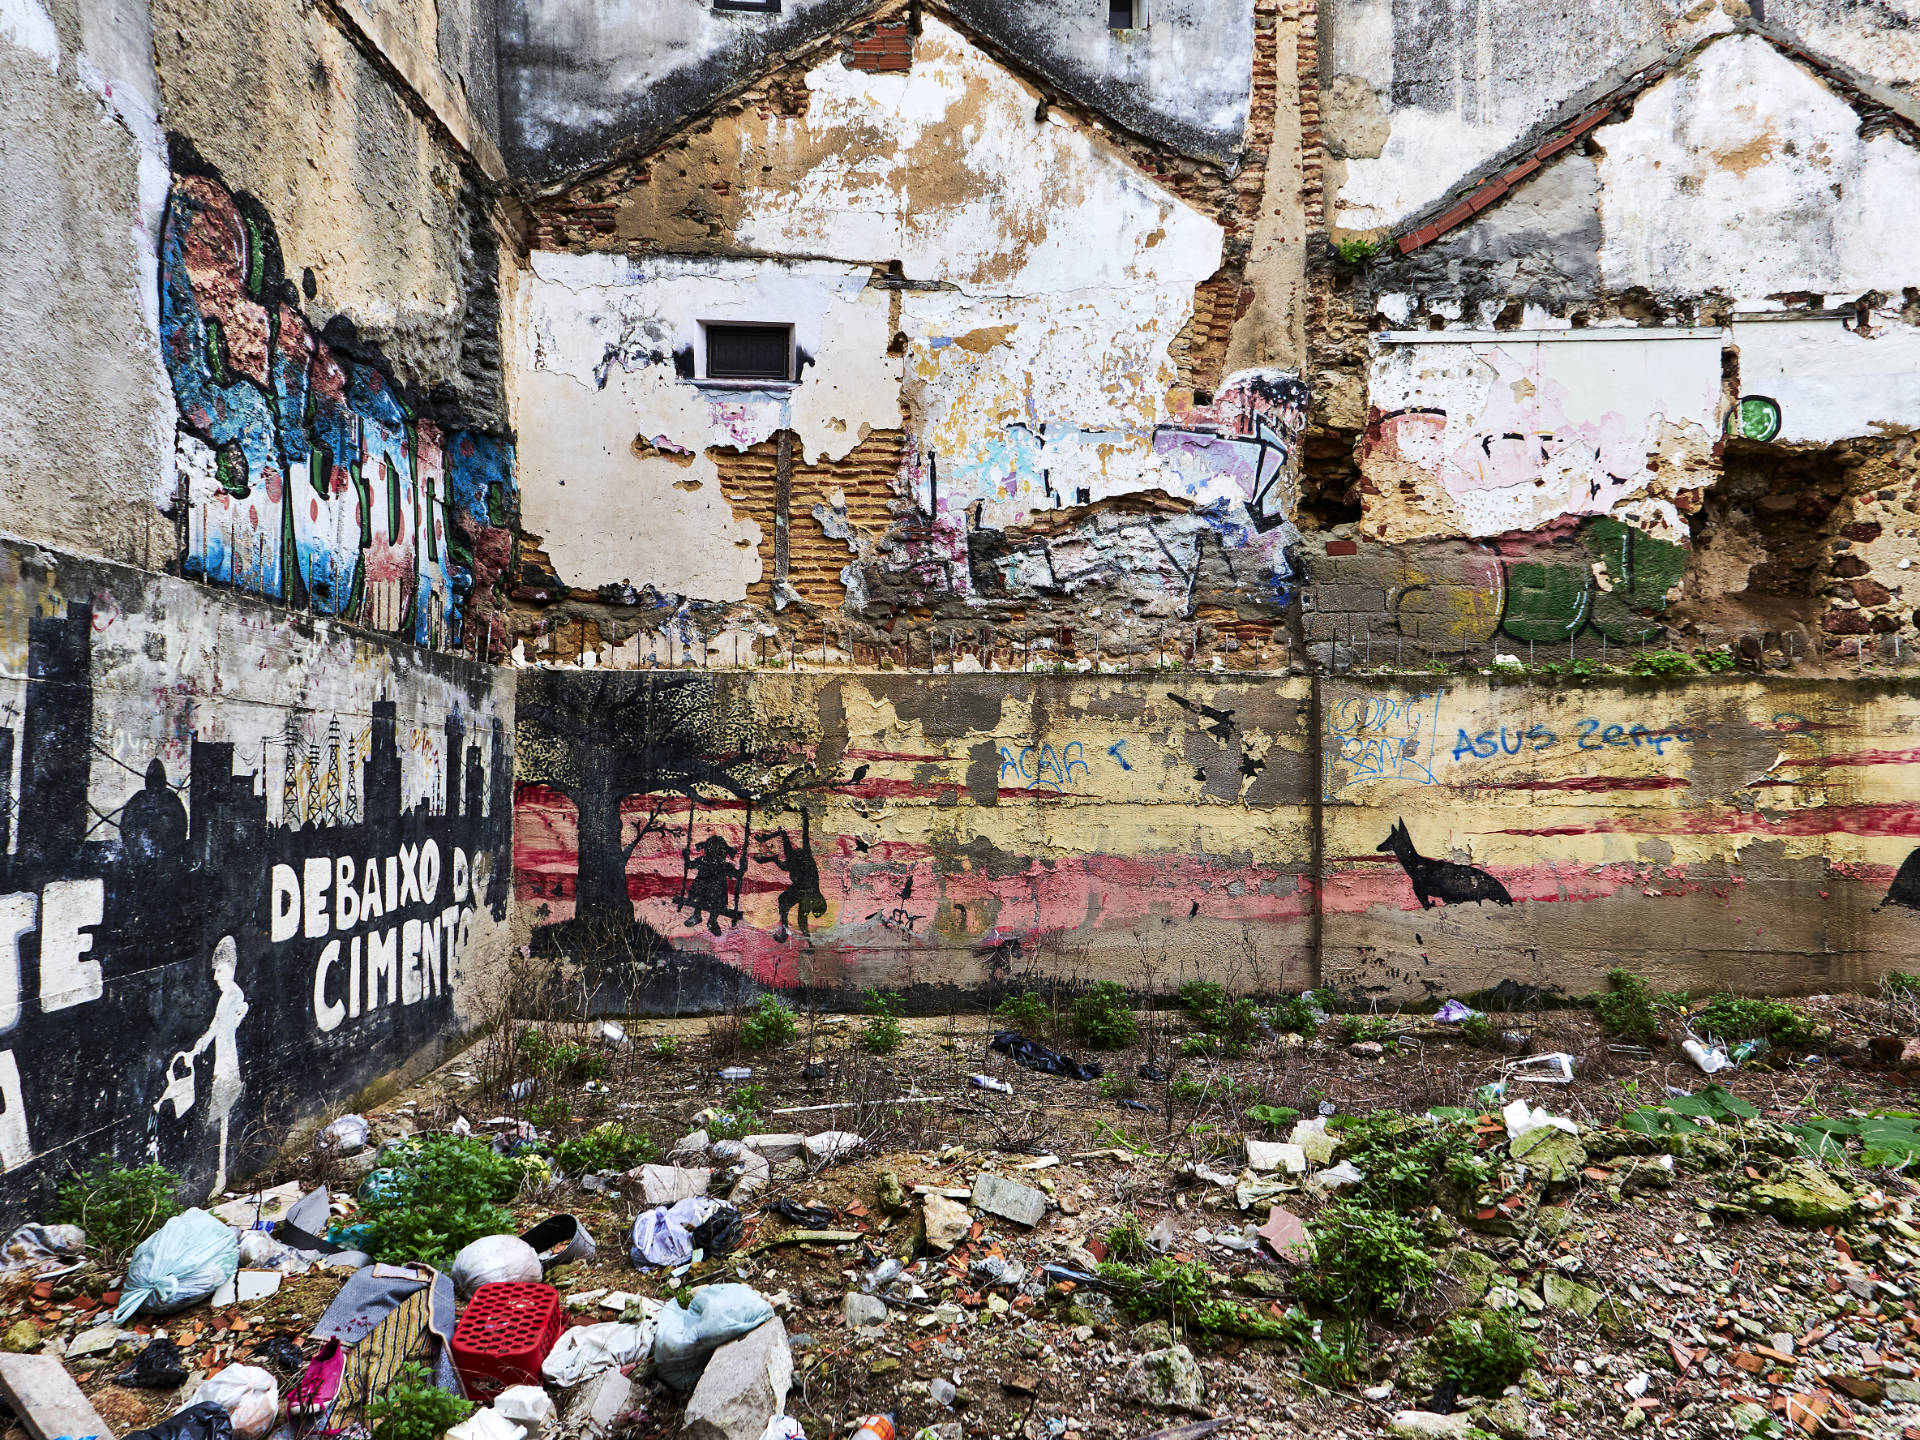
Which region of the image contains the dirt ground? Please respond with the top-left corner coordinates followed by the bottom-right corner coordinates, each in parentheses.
top-left (12, 989), bottom-right (1920, 1440)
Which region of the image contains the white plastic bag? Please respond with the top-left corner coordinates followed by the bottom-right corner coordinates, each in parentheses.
top-left (759, 1422), bottom-right (805, 1440)
top-left (447, 1410), bottom-right (524, 1440)
top-left (320, 1114), bottom-right (370, 1155)
top-left (652, 1284), bottom-right (775, 1390)
top-left (492, 1387), bottom-right (555, 1433)
top-left (629, 1196), bottom-right (720, 1269)
top-left (189, 1363), bottom-right (279, 1440)
top-left (450, 1234), bottom-right (542, 1298)
top-left (540, 1322), bottom-right (652, 1386)
top-left (116, 1210), bottom-right (239, 1321)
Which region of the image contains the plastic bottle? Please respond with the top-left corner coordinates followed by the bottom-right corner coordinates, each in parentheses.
top-left (850, 1417), bottom-right (895, 1440)
top-left (968, 1074), bottom-right (1013, 1094)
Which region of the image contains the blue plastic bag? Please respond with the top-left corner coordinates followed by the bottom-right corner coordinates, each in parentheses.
top-left (115, 1209), bottom-right (238, 1321)
top-left (651, 1283), bottom-right (774, 1390)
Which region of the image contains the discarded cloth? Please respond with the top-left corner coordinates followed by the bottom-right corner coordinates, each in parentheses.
top-left (652, 1284), bottom-right (775, 1391)
top-left (311, 1261), bottom-right (461, 1404)
top-left (1433, 1000), bottom-right (1478, 1024)
top-left (116, 1209), bottom-right (239, 1322)
top-left (540, 1321), bottom-right (653, 1386)
top-left (447, 1409), bottom-right (524, 1440)
top-left (988, 1031), bottom-right (1102, 1081)
top-left (0, 1223), bottom-right (87, 1278)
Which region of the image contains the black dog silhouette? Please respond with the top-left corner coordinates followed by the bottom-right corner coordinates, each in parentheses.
top-left (1378, 818), bottom-right (1513, 909)
top-left (1882, 847), bottom-right (1920, 911)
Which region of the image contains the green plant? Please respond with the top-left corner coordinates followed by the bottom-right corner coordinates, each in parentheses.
top-left (1458, 1013), bottom-right (1497, 1048)
top-left (1073, 981), bottom-right (1139, 1049)
top-left (1296, 1317), bottom-right (1369, 1388)
top-left (1178, 980), bottom-right (1226, 1016)
top-left (1099, 1073), bottom-right (1140, 1102)
top-left (1170, 1072), bottom-right (1239, 1106)
top-left (1246, 1104), bottom-right (1301, 1130)
top-left (368, 1363), bottom-right (474, 1440)
top-left (519, 1026), bottom-right (608, 1082)
top-left (551, 1123), bottom-right (657, 1176)
top-left (359, 1135), bottom-right (522, 1268)
top-left (650, 1034), bottom-right (681, 1061)
top-left (1100, 1255), bottom-right (1302, 1340)
top-left (1335, 1113), bottom-right (1489, 1213)
top-left (1332, 237), bottom-right (1382, 264)
top-left (1104, 1213), bottom-right (1151, 1263)
top-left (1787, 1111), bottom-right (1920, 1169)
top-left (707, 1081), bottom-right (766, 1141)
top-left (857, 990), bottom-right (907, 1054)
top-left (1696, 647), bottom-right (1737, 673)
top-left (1295, 1202), bottom-right (1437, 1315)
top-left (995, 990), bottom-right (1050, 1035)
top-left (1338, 1014), bottom-right (1395, 1047)
top-left (1628, 649), bottom-right (1696, 677)
top-left (524, 1097), bottom-right (573, 1130)
top-left (1886, 971), bottom-right (1920, 1001)
top-left (1265, 993), bottom-right (1321, 1035)
top-left (1431, 1311), bottom-right (1538, 1396)
top-left (739, 994), bottom-right (798, 1051)
top-left (1595, 968), bottom-right (1661, 1043)
top-left (54, 1157), bottom-right (181, 1259)
top-left (1620, 1082), bottom-right (1758, 1138)
top-left (1181, 1033), bottom-right (1217, 1058)
top-left (1687, 994), bottom-right (1825, 1045)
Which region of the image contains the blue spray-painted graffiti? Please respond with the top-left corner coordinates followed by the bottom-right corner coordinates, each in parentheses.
top-left (1000, 743), bottom-right (1092, 791)
top-left (1325, 691), bottom-right (1446, 798)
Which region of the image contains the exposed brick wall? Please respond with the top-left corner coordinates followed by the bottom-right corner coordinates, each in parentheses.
top-left (847, 20), bottom-right (913, 72)
top-left (715, 430), bottom-right (911, 610)
top-left (1296, 0), bottom-right (1322, 239)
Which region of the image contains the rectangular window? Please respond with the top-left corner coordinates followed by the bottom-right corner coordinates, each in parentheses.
top-left (704, 324), bottom-right (793, 382)
top-left (1109, 0), bottom-right (1136, 29)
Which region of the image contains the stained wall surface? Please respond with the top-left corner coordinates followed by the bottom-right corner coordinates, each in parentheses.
top-left (0, 534), bottom-right (515, 1207)
top-left (511, 668), bottom-right (1920, 1010)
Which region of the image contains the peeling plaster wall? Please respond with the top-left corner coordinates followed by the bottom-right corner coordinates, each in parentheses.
top-left (1594, 36), bottom-right (1920, 300)
top-left (1359, 330), bottom-right (1724, 545)
top-left (941, 0), bottom-right (1256, 162)
top-left (1318, 0), bottom-right (1712, 233)
top-left (0, 0), bottom-right (175, 567)
top-left (499, 0), bottom-right (1256, 183)
top-left (511, 667), bottom-right (1920, 1008)
top-left (514, 18), bottom-right (1310, 620)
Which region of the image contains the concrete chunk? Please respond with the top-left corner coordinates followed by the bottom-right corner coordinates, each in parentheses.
top-left (922, 1193), bottom-right (973, 1251)
top-left (560, 1366), bottom-right (632, 1440)
top-left (969, 1173), bottom-right (1048, 1228)
top-left (681, 1318), bottom-right (792, 1440)
top-left (1245, 1139), bottom-right (1306, 1174)
top-left (634, 1164), bottom-right (709, 1206)
top-left (741, 1133), bottom-right (806, 1164)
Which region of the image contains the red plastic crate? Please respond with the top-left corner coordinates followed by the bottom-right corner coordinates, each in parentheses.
top-left (449, 1282), bottom-right (563, 1401)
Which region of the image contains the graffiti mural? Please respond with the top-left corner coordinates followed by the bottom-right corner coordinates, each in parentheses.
top-left (0, 539), bottom-right (512, 1207)
top-left (1376, 818), bottom-right (1514, 909)
top-left (513, 673), bottom-right (1319, 1008)
top-left (159, 154), bottom-right (517, 658)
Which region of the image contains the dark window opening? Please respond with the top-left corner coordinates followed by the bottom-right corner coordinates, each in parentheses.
top-left (705, 324), bottom-right (793, 381)
top-left (714, 0), bottom-right (780, 12)
top-left (1109, 0), bottom-right (1135, 28)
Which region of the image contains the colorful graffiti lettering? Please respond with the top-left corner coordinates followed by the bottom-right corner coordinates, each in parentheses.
top-left (159, 167), bottom-right (516, 656)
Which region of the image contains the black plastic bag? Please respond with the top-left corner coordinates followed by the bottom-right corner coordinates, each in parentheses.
top-left (124, 1402), bottom-right (234, 1440)
top-left (115, 1336), bottom-right (189, 1390)
top-left (690, 1202), bottom-right (744, 1258)
top-left (767, 1198), bottom-right (835, 1228)
top-left (988, 1031), bottom-right (1102, 1081)
top-left (1137, 1063), bottom-right (1170, 1083)
top-left (262, 1335), bottom-right (308, 1376)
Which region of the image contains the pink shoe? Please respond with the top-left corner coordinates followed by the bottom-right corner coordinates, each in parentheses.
top-left (289, 1339), bottom-right (345, 1416)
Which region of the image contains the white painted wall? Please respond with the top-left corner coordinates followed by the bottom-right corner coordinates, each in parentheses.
top-left (1732, 316), bottom-right (1920, 446)
top-left (1595, 36), bottom-right (1920, 301)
